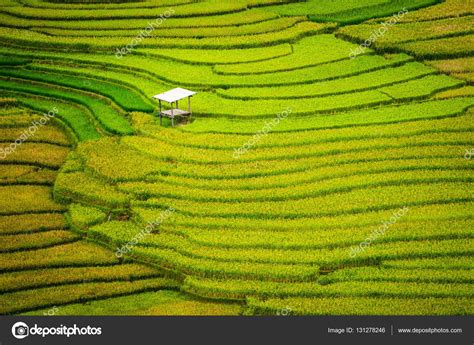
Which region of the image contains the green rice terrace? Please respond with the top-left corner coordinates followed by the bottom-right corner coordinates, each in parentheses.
top-left (0, 0), bottom-right (473, 316)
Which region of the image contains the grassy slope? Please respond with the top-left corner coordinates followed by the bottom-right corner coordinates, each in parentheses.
top-left (0, 105), bottom-right (240, 315)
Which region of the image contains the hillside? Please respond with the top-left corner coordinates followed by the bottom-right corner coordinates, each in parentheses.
top-left (0, 0), bottom-right (472, 316)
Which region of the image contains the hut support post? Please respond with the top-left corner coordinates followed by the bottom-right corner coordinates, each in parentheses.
top-left (171, 104), bottom-right (174, 127)
top-left (159, 100), bottom-right (162, 126)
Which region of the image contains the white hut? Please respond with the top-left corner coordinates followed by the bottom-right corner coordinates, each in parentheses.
top-left (152, 88), bottom-right (197, 127)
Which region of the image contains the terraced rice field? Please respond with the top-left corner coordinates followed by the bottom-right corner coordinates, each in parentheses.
top-left (0, 0), bottom-right (472, 315)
